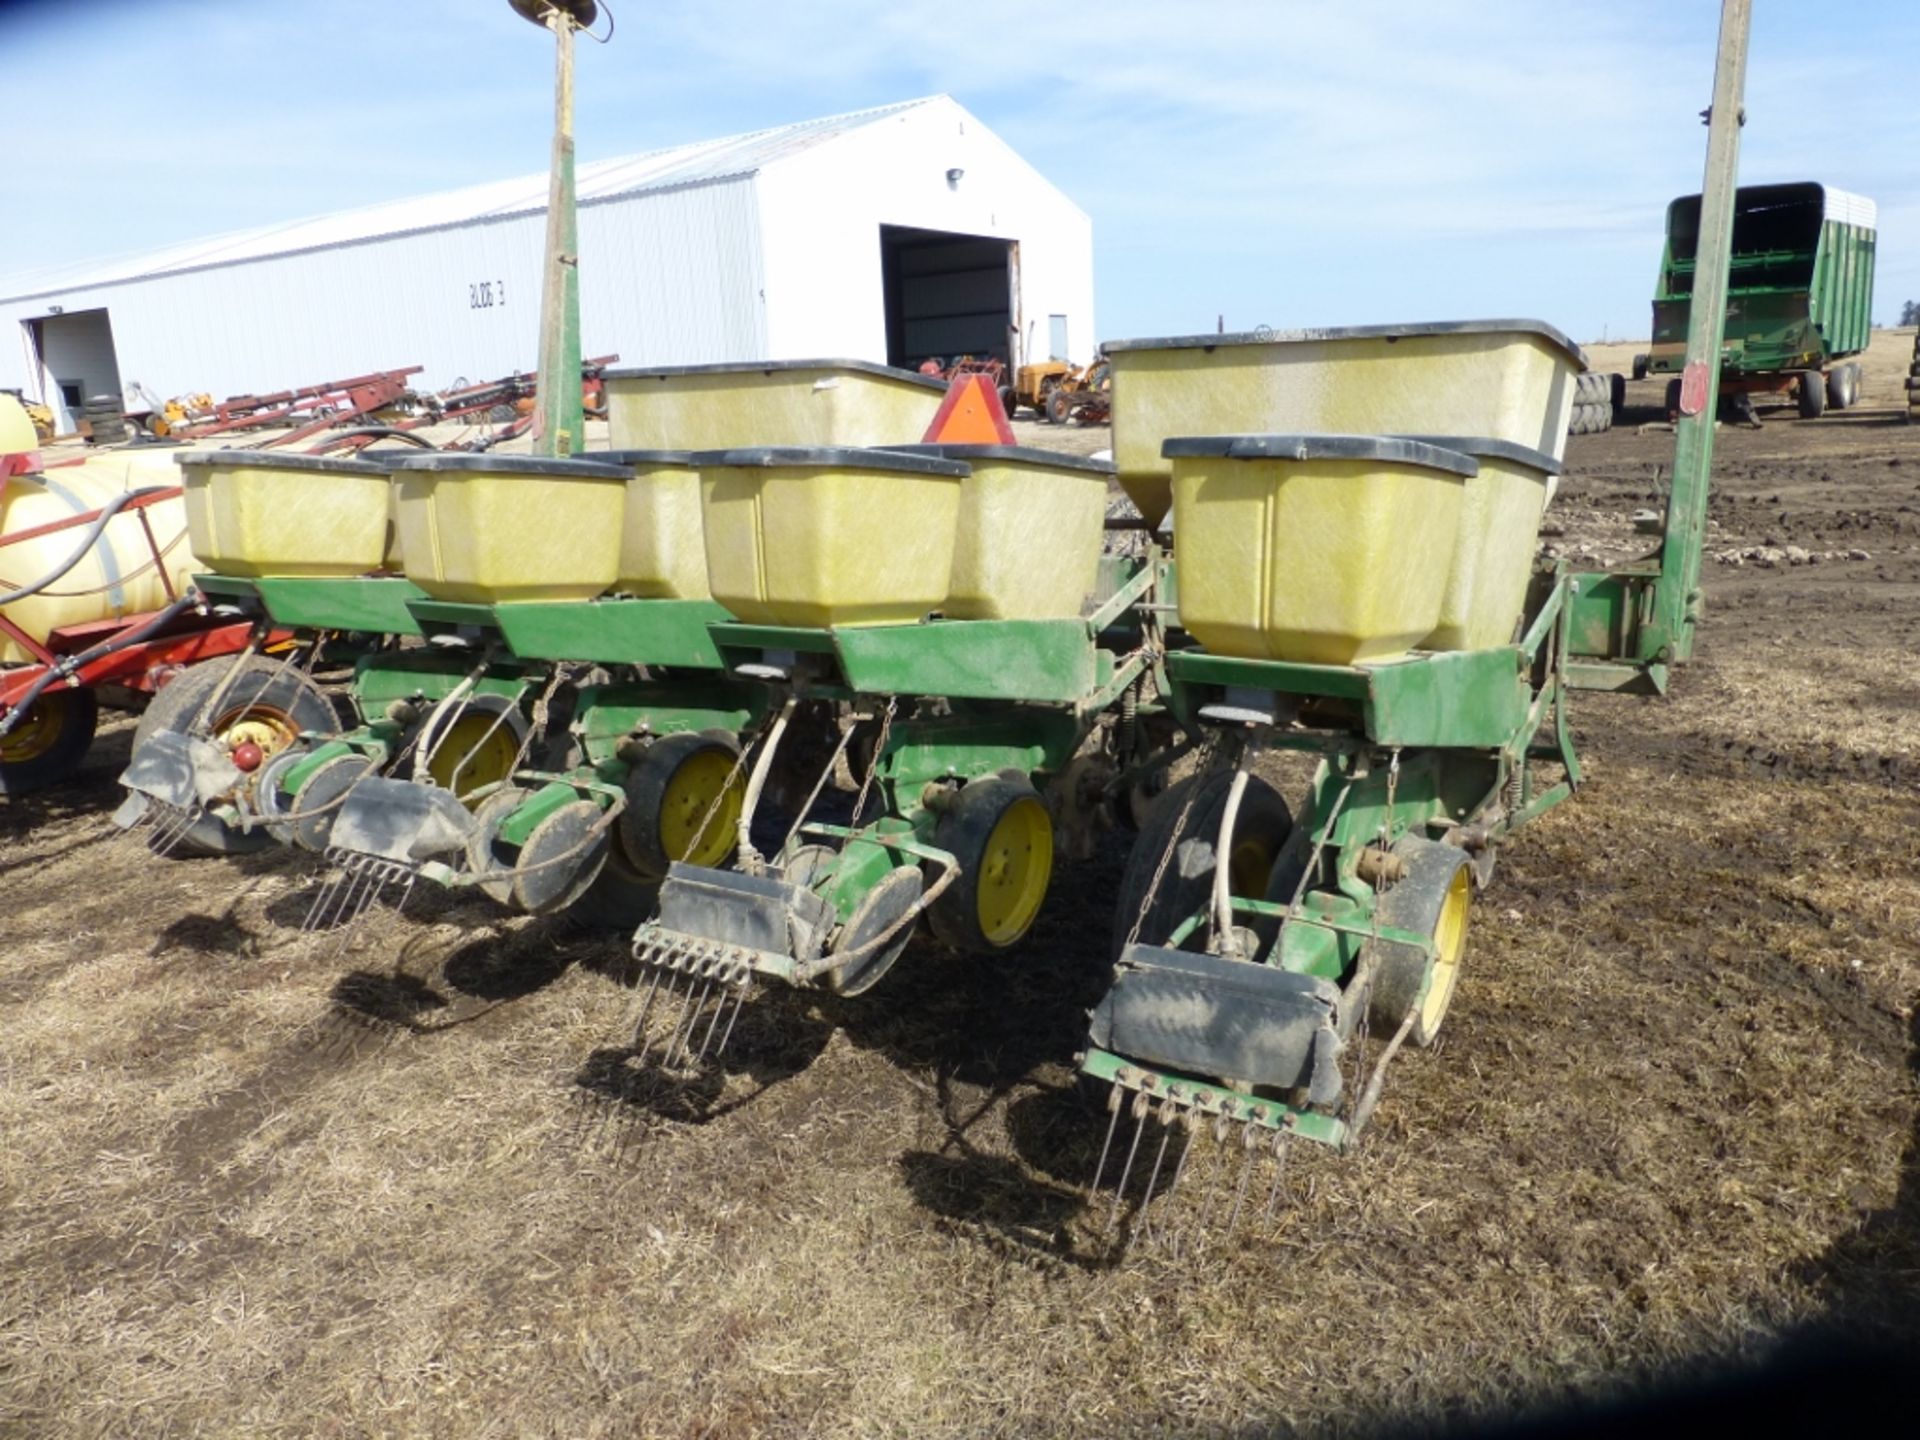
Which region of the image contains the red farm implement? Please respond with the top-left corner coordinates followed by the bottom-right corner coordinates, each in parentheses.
top-left (0, 485), bottom-right (284, 796)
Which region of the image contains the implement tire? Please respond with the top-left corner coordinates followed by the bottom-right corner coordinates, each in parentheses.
top-left (1111, 769), bottom-right (1292, 961)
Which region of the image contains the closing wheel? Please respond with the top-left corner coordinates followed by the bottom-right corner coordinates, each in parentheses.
top-left (0, 686), bottom-right (98, 796)
top-left (255, 744), bottom-right (313, 844)
top-left (1366, 836), bottom-right (1473, 1049)
top-left (132, 656), bottom-right (337, 855)
top-left (422, 696), bottom-right (526, 805)
top-left (1110, 769), bottom-right (1292, 960)
top-left (823, 864), bottom-right (924, 996)
top-left (288, 753), bottom-right (374, 853)
top-left (926, 777), bottom-right (1055, 953)
top-left (465, 786), bottom-right (530, 906)
top-left (617, 730), bottom-right (744, 878)
top-left (509, 799), bottom-right (608, 916)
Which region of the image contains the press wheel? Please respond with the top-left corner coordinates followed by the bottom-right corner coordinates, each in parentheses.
top-left (1366, 836), bottom-right (1473, 1048)
top-left (927, 776), bottom-right (1055, 953)
top-left (617, 731), bottom-right (744, 878)
top-left (422, 696), bottom-right (526, 806)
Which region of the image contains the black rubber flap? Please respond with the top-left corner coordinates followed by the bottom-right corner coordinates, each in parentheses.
top-left (386, 452), bottom-right (629, 480)
top-left (691, 446), bottom-right (968, 477)
top-left (602, 357), bottom-right (947, 393)
top-left (656, 862), bottom-right (834, 959)
top-left (1160, 434), bottom-right (1477, 477)
top-left (175, 448), bottom-right (387, 476)
top-left (596, 449), bottom-right (696, 467)
top-left (1089, 945), bottom-right (1345, 1097)
top-left (881, 443), bottom-right (1114, 475)
top-left (1388, 434), bottom-right (1562, 476)
top-left (1103, 318), bottom-right (1585, 369)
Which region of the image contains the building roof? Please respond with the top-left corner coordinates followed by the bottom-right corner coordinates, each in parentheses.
top-left (0, 96), bottom-right (943, 304)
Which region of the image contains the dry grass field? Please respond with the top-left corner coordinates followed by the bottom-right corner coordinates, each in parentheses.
top-left (2, 332), bottom-right (1917, 1437)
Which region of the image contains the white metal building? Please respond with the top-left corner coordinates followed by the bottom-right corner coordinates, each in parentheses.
top-left (0, 95), bottom-right (1094, 431)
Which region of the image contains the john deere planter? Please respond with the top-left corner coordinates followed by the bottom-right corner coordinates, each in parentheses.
top-left (609, 441), bottom-right (1161, 1079)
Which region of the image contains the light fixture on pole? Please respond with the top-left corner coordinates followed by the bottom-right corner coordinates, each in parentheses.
top-left (509, 0), bottom-right (602, 456)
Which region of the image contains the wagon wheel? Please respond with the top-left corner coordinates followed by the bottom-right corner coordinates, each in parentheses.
top-left (133, 657), bottom-right (336, 856)
top-left (0, 687), bottom-right (99, 796)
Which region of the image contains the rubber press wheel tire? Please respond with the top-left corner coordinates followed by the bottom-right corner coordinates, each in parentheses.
top-left (1366, 836), bottom-right (1473, 1049)
top-left (1797, 370), bottom-right (1827, 419)
top-left (509, 799), bottom-right (609, 916)
top-left (926, 776), bottom-right (1056, 954)
top-left (1110, 769), bottom-right (1292, 961)
top-left (824, 864), bottom-right (925, 997)
top-left (0, 686), bottom-right (98, 796)
top-left (617, 730), bottom-right (744, 879)
top-left (133, 656), bottom-right (336, 856)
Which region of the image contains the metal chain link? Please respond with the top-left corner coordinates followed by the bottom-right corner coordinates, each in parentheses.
top-left (1121, 734), bottom-right (1222, 953)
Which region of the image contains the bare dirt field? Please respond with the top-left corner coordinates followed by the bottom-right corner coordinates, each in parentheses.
top-left (3, 333), bottom-right (1917, 1438)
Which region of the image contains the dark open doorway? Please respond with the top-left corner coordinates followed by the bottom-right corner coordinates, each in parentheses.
top-left (879, 225), bottom-right (1014, 370)
top-left (25, 307), bottom-right (123, 431)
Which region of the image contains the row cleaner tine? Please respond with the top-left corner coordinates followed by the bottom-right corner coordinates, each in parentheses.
top-left (1135, 1092), bottom-right (1181, 1239)
top-left (1089, 1080), bottom-right (1125, 1199)
top-left (1261, 1131), bottom-right (1293, 1225)
top-left (1223, 1120), bottom-right (1263, 1239)
top-left (1106, 1087), bottom-right (1153, 1232)
top-left (710, 969), bottom-right (753, 1059)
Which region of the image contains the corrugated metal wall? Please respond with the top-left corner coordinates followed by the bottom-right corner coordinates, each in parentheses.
top-left (0, 177), bottom-right (767, 406)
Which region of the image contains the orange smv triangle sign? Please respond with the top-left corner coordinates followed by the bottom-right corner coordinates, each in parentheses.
top-left (921, 373), bottom-right (1017, 444)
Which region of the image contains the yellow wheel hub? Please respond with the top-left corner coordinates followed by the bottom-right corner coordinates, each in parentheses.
top-left (1421, 865), bottom-right (1472, 1032)
top-left (0, 692), bottom-right (69, 764)
top-left (1228, 832), bottom-right (1277, 898)
top-left (975, 794), bottom-right (1053, 947)
top-left (658, 748), bottom-right (742, 869)
top-left (220, 715), bottom-right (291, 753)
top-left (428, 710), bottom-right (522, 804)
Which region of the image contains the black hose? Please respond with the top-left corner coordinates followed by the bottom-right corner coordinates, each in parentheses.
top-left (0, 485), bottom-right (177, 607)
top-left (308, 426), bottom-right (437, 456)
top-left (0, 592), bottom-right (198, 740)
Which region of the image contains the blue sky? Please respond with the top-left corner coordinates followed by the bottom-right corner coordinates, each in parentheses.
top-left (4, 0), bottom-right (1914, 344)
